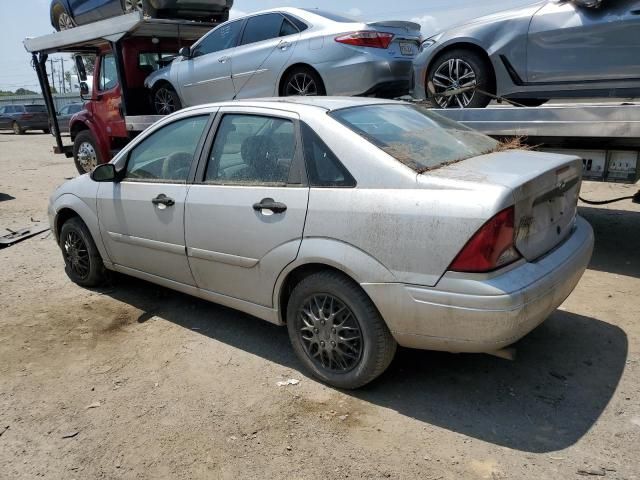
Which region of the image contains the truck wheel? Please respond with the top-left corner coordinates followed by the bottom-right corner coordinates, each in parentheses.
top-left (286, 270), bottom-right (397, 389)
top-left (59, 217), bottom-right (107, 287)
top-left (52, 2), bottom-right (76, 31)
top-left (73, 131), bottom-right (101, 175)
top-left (153, 84), bottom-right (182, 114)
top-left (428, 49), bottom-right (493, 108)
top-left (12, 122), bottom-right (24, 135)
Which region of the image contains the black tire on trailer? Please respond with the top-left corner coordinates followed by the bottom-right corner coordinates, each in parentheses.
top-left (59, 217), bottom-right (107, 287)
top-left (286, 270), bottom-right (397, 389)
top-left (12, 121), bottom-right (24, 135)
top-left (52, 2), bottom-right (76, 31)
top-left (428, 48), bottom-right (494, 108)
top-left (510, 98), bottom-right (549, 107)
top-left (279, 66), bottom-right (326, 97)
top-left (73, 130), bottom-right (102, 175)
top-left (122, 0), bottom-right (157, 17)
top-left (152, 83), bottom-right (182, 115)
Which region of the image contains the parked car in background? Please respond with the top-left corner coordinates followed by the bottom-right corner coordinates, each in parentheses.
top-left (49, 97), bottom-right (593, 388)
top-left (0, 105), bottom-right (50, 134)
top-left (412, 0), bottom-right (640, 108)
top-left (50, 0), bottom-right (233, 31)
top-left (50, 102), bottom-right (85, 135)
top-left (145, 8), bottom-right (422, 114)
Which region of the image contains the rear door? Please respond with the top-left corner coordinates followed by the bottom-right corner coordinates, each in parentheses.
top-left (184, 107), bottom-right (308, 306)
top-left (176, 19), bottom-right (244, 105)
top-left (97, 114), bottom-right (211, 285)
top-left (231, 13), bottom-right (300, 98)
top-left (527, 0), bottom-right (640, 82)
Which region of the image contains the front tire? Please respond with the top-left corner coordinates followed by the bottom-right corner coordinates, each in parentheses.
top-left (286, 271), bottom-right (397, 389)
top-left (59, 217), bottom-right (107, 287)
top-left (153, 84), bottom-right (182, 114)
top-left (12, 122), bottom-right (24, 135)
top-left (280, 67), bottom-right (326, 97)
top-left (73, 130), bottom-right (101, 174)
top-left (52, 2), bottom-right (76, 31)
top-left (428, 49), bottom-right (493, 108)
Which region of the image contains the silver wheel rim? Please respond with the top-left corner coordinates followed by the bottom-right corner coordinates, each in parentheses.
top-left (63, 230), bottom-right (90, 279)
top-left (124, 0), bottom-right (144, 12)
top-left (58, 12), bottom-right (75, 30)
top-left (432, 58), bottom-right (477, 108)
top-left (285, 73), bottom-right (318, 96)
top-left (13, 123), bottom-right (20, 134)
top-left (77, 141), bottom-right (97, 173)
top-left (154, 88), bottom-right (177, 114)
top-left (297, 294), bottom-right (363, 373)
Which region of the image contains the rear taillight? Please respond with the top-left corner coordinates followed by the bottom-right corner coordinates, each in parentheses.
top-left (449, 206), bottom-right (521, 273)
top-left (335, 31), bottom-right (394, 49)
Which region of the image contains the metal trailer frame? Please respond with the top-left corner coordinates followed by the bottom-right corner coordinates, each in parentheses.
top-left (435, 102), bottom-right (640, 184)
top-left (23, 11), bottom-right (213, 158)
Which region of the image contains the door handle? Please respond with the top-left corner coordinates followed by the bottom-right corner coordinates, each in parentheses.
top-left (278, 41), bottom-right (292, 51)
top-left (253, 197), bottom-right (287, 214)
top-left (218, 56), bottom-right (230, 63)
top-left (152, 193), bottom-right (175, 208)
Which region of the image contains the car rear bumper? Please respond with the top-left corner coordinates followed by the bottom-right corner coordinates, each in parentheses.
top-left (319, 58), bottom-right (414, 98)
top-left (362, 216), bottom-right (594, 352)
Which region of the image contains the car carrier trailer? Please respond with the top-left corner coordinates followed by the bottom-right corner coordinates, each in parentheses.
top-left (23, 11), bottom-right (213, 173)
top-left (436, 102), bottom-right (640, 185)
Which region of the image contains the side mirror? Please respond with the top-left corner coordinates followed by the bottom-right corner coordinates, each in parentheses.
top-left (91, 163), bottom-right (117, 182)
top-left (178, 46), bottom-right (191, 58)
top-left (79, 81), bottom-right (90, 100)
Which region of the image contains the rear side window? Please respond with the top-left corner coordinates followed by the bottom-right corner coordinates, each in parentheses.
top-left (301, 123), bottom-right (355, 187)
top-left (125, 115), bottom-right (209, 183)
top-left (25, 105), bottom-right (46, 113)
top-left (192, 20), bottom-right (243, 57)
top-left (284, 14), bottom-right (308, 32)
top-left (241, 13), bottom-right (288, 45)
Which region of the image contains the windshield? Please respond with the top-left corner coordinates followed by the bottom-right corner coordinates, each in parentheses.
top-left (25, 105), bottom-right (47, 113)
top-left (329, 104), bottom-right (498, 172)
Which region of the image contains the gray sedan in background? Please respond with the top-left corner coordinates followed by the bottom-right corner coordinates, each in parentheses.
top-left (50, 102), bottom-right (85, 135)
top-left (0, 104), bottom-right (50, 134)
top-left (145, 8), bottom-right (421, 114)
top-left (412, 0), bottom-right (640, 108)
top-left (48, 97), bottom-right (593, 388)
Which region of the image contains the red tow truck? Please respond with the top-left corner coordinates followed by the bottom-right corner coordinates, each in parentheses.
top-left (24, 12), bottom-right (214, 173)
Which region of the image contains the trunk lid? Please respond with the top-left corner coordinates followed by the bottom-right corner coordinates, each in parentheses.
top-left (428, 150), bottom-right (582, 261)
top-left (366, 21), bottom-right (422, 58)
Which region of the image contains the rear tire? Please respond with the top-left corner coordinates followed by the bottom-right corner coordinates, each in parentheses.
top-left (52, 2), bottom-right (76, 31)
top-left (42, 128), bottom-right (51, 134)
top-left (152, 83), bottom-right (182, 114)
top-left (59, 217), bottom-right (107, 288)
top-left (12, 122), bottom-right (24, 135)
top-left (122, 0), bottom-right (156, 17)
top-left (286, 271), bottom-right (397, 389)
top-left (428, 49), bottom-right (493, 108)
top-left (73, 130), bottom-right (101, 175)
top-left (280, 66), bottom-right (326, 97)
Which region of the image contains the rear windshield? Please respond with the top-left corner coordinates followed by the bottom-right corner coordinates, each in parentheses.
top-left (329, 104), bottom-right (498, 172)
top-left (25, 105), bottom-right (47, 113)
top-left (69, 104), bottom-right (83, 114)
top-left (301, 9), bottom-right (356, 22)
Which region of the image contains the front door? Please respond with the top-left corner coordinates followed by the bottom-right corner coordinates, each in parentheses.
top-left (185, 109), bottom-right (308, 306)
top-left (97, 114), bottom-right (211, 285)
top-left (177, 19), bottom-right (244, 106)
top-left (231, 13), bottom-right (300, 99)
top-left (527, 0), bottom-right (640, 83)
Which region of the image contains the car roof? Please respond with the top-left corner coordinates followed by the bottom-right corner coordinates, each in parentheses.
top-left (196, 96), bottom-right (404, 113)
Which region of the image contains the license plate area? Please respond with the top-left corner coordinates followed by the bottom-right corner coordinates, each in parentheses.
top-left (399, 42), bottom-right (415, 56)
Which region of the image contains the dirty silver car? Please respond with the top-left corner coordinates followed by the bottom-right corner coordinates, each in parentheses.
top-left (48, 97), bottom-right (594, 388)
top-left (412, 0), bottom-right (640, 108)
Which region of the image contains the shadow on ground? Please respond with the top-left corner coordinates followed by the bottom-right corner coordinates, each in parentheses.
top-left (103, 275), bottom-right (627, 453)
top-left (579, 204), bottom-right (640, 279)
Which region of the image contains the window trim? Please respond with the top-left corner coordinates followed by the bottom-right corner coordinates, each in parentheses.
top-left (121, 113), bottom-right (214, 185)
top-left (194, 109), bottom-right (307, 188)
top-left (239, 12), bottom-right (295, 47)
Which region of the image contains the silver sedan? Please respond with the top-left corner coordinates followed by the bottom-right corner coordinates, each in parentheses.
top-left (48, 97), bottom-right (593, 388)
top-left (145, 8), bottom-right (421, 114)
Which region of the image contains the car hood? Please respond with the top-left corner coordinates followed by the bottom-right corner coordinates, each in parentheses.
top-left (430, 1), bottom-right (546, 38)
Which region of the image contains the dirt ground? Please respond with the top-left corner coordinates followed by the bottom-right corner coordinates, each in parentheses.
top-left (0, 131), bottom-right (639, 480)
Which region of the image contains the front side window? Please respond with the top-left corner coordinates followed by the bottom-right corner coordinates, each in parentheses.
top-left (241, 13), bottom-right (291, 45)
top-left (125, 115), bottom-right (209, 182)
top-left (205, 114), bottom-right (295, 185)
top-left (99, 54), bottom-right (118, 91)
top-left (192, 20), bottom-right (243, 57)
top-left (330, 104), bottom-right (498, 172)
